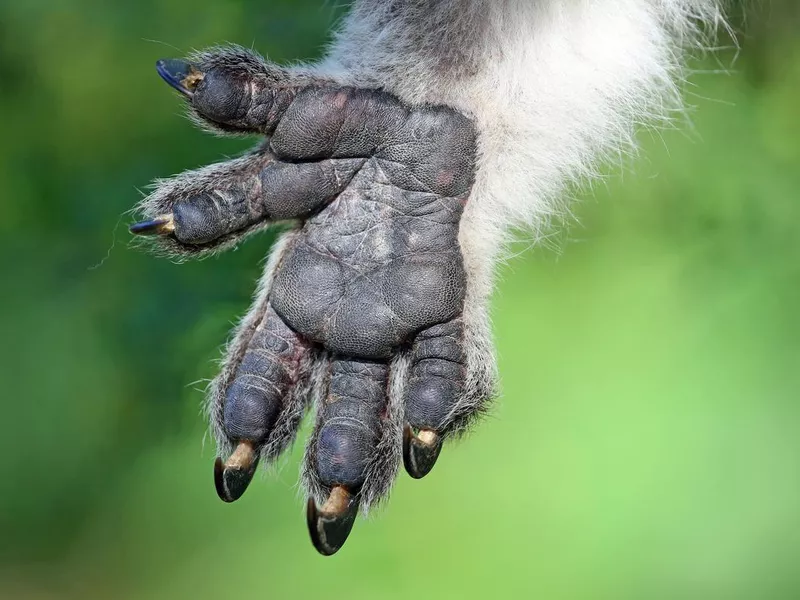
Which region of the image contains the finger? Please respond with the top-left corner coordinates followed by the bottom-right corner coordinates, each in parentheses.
top-left (156, 50), bottom-right (479, 196)
top-left (402, 318), bottom-right (468, 479)
top-left (211, 291), bottom-right (313, 503)
top-left (305, 358), bottom-right (390, 555)
top-left (132, 150), bottom-right (365, 254)
top-left (156, 48), bottom-right (302, 135)
top-left (134, 151), bottom-right (270, 253)
top-left (157, 53), bottom-right (404, 157)
top-left (158, 52), bottom-right (446, 169)
top-left (158, 49), bottom-right (410, 153)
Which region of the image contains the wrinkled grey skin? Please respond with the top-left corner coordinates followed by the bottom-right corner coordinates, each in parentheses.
top-left (136, 48), bottom-right (483, 507)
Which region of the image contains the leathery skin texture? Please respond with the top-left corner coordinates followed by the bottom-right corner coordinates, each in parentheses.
top-left (134, 48), bottom-right (486, 554)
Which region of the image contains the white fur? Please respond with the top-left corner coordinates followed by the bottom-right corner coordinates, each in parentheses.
top-left (317, 0), bottom-right (724, 263)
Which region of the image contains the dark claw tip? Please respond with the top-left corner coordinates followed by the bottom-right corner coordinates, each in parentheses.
top-left (129, 215), bottom-right (174, 236)
top-left (156, 58), bottom-right (203, 97)
top-left (307, 487), bottom-right (359, 556)
top-left (213, 443), bottom-right (259, 503)
top-left (403, 426), bottom-right (443, 480)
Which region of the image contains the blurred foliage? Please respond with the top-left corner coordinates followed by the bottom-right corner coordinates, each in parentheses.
top-left (0, 1), bottom-right (797, 599)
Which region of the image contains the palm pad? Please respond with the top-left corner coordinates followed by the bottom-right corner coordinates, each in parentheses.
top-left (273, 153), bottom-right (468, 360)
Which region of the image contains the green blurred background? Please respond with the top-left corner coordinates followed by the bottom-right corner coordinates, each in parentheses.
top-left (0, 1), bottom-right (798, 598)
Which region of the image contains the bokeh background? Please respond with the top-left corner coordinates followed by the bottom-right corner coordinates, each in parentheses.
top-left (1, 1), bottom-right (798, 598)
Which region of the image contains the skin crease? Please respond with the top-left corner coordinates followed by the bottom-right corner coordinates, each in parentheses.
top-left (134, 0), bottom-right (725, 554)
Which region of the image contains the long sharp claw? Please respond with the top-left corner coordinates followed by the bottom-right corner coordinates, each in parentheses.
top-left (129, 214), bottom-right (175, 236)
top-left (156, 58), bottom-right (204, 97)
top-left (306, 486), bottom-right (359, 556)
top-left (403, 426), bottom-right (443, 479)
top-left (214, 441), bottom-right (259, 503)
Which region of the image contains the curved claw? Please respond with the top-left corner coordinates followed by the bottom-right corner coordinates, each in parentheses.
top-left (213, 441), bottom-right (259, 503)
top-left (306, 486), bottom-right (359, 556)
top-left (156, 58), bottom-right (204, 98)
top-left (403, 426), bottom-right (443, 479)
top-left (129, 214), bottom-right (175, 236)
